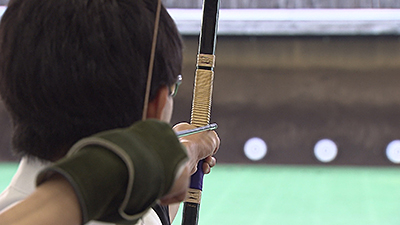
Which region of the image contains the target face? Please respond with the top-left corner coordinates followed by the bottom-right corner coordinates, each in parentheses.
top-left (244, 137), bottom-right (267, 161)
top-left (314, 139), bottom-right (338, 163)
top-left (386, 140), bottom-right (400, 164)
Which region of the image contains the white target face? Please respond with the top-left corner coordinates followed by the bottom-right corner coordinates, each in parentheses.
top-left (244, 137), bottom-right (267, 161)
top-left (386, 140), bottom-right (400, 164)
top-left (314, 139), bottom-right (338, 163)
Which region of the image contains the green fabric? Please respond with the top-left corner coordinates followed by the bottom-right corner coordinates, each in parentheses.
top-left (37, 147), bottom-right (128, 222)
top-left (37, 119), bottom-right (188, 224)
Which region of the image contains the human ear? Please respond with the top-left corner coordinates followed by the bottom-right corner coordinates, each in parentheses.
top-left (145, 86), bottom-right (169, 120)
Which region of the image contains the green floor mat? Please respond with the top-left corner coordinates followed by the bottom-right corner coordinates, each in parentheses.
top-left (172, 165), bottom-right (400, 225)
top-left (1, 163), bottom-right (399, 225)
top-left (0, 162), bottom-right (18, 192)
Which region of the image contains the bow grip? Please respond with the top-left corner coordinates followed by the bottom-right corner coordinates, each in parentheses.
top-left (182, 161), bottom-right (204, 225)
top-left (190, 161), bottom-right (205, 190)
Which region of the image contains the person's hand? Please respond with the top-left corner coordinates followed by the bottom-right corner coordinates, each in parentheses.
top-left (202, 155), bottom-right (217, 174)
top-left (160, 122), bottom-right (219, 206)
top-left (173, 122), bottom-right (220, 175)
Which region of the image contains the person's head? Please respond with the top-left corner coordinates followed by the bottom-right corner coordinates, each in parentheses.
top-left (0, 0), bottom-right (183, 161)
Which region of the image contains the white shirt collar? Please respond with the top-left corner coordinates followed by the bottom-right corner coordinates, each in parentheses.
top-left (8, 156), bottom-right (52, 195)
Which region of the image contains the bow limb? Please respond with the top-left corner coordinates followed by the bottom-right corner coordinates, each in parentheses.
top-left (181, 0), bottom-right (220, 224)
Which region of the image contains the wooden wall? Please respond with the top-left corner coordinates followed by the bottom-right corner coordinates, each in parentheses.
top-left (170, 35), bottom-right (400, 166)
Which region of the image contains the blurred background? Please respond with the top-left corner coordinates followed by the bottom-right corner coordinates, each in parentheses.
top-left (168, 0), bottom-right (400, 166)
top-left (1, 0), bottom-right (400, 224)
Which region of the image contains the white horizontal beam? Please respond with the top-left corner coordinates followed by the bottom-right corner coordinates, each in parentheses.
top-left (168, 8), bottom-right (400, 35)
top-left (0, 6), bottom-right (399, 36)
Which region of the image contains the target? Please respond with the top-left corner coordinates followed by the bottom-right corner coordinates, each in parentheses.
top-left (244, 137), bottom-right (267, 161)
top-left (314, 139), bottom-right (338, 163)
top-left (386, 140), bottom-right (400, 164)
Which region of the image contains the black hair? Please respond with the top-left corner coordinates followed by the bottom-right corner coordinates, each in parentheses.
top-left (0, 0), bottom-right (182, 161)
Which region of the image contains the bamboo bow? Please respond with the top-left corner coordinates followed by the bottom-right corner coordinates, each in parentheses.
top-left (182, 0), bottom-right (220, 224)
top-left (142, 0), bottom-right (220, 224)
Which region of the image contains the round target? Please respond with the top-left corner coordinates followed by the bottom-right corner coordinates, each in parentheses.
top-left (386, 140), bottom-right (400, 164)
top-left (244, 137), bottom-right (267, 161)
top-left (314, 139), bottom-right (337, 163)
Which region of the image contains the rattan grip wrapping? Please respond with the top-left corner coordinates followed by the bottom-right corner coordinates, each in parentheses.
top-left (190, 68), bottom-right (214, 127)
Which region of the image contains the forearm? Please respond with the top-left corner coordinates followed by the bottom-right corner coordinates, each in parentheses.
top-left (1, 120), bottom-right (189, 225)
top-left (37, 120), bottom-right (188, 224)
top-left (0, 175), bottom-right (81, 225)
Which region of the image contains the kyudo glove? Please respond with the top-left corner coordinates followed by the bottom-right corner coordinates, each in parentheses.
top-left (36, 119), bottom-right (188, 224)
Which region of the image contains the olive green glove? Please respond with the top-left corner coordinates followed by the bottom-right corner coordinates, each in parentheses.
top-left (36, 119), bottom-right (188, 224)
